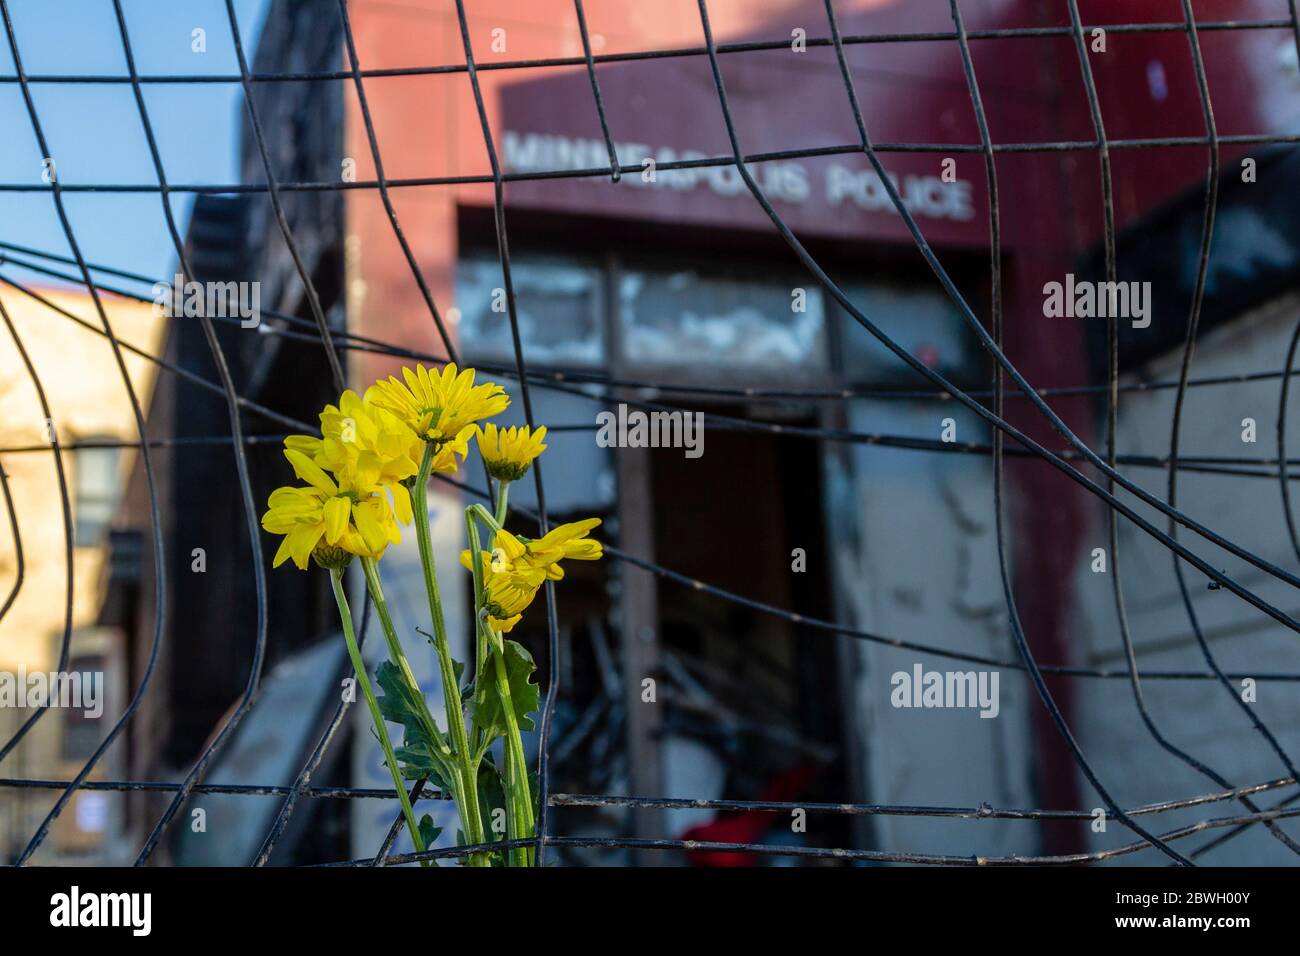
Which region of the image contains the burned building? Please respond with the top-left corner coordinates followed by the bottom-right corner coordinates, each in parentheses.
top-left (90, 0), bottom-right (1300, 865)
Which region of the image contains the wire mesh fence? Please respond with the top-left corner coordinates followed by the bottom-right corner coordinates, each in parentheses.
top-left (2, 0), bottom-right (1300, 867)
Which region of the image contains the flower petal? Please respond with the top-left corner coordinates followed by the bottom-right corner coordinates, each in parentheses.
top-left (352, 500), bottom-right (390, 554)
top-left (323, 495), bottom-right (350, 544)
top-left (385, 482), bottom-right (411, 526)
top-left (272, 534), bottom-right (296, 568)
top-left (286, 521), bottom-right (325, 570)
top-left (285, 449), bottom-right (338, 495)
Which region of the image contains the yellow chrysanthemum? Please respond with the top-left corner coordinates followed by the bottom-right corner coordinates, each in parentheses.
top-left (425, 422), bottom-right (475, 476)
top-left (261, 449), bottom-right (402, 570)
top-left (285, 389), bottom-right (422, 524)
top-left (477, 423), bottom-right (547, 482)
top-left (369, 363), bottom-right (509, 446)
top-left (518, 518), bottom-right (603, 581)
top-left (459, 538), bottom-right (546, 633)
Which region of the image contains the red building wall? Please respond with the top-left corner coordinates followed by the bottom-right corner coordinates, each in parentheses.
top-left (341, 0), bottom-right (1297, 850)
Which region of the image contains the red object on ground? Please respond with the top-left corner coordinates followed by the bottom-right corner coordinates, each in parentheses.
top-left (679, 762), bottom-right (817, 867)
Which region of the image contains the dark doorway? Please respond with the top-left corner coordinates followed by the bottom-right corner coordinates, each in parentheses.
top-left (646, 410), bottom-right (849, 863)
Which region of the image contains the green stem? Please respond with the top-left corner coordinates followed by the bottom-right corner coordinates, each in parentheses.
top-left (488, 481), bottom-right (534, 860)
top-left (360, 555), bottom-right (483, 865)
top-left (469, 502), bottom-right (502, 535)
top-left (499, 707), bottom-right (523, 850)
top-left (329, 568), bottom-right (428, 866)
top-left (466, 507), bottom-right (534, 866)
top-left (489, 624), bottom-right (536, 866)
top-left (359, 557), bottom-right (434, 731)
top-left (410, 445), bottom-right (489, 862)
top-left (466, 511), bottom-right (490, 751)
top-left (494, 480), bottom-right (510, 527)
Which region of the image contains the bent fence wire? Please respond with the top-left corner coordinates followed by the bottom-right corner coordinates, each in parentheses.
top-left (1, 1), bottom-right (1300, 866)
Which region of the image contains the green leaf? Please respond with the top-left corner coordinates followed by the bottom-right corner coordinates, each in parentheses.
top-left (474, 756), bottom-right (510, 867)
top-left (375, 661), bottom-right (426, 736)
top-left (375, 661), bottom-right (453, 792)
top-left (453, 655), bottom-right (476, 705)
top-left (471, 640), bottom-right (541, 741)
top-left (393, 744), bottom-right (452, 793)
top-left (418, 813), bottom-right (443, 855)
top-left (505, 641), bottom-right (541, 730)
top-left (477, 752), bottom-right (508, 842)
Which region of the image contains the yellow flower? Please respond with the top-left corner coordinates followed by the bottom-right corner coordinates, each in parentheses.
top-left (477, 423), bottom-right (547, 482)
top-left (261, 449), bottom-right (401, 570)
top-left (426, 423), bottom-right (475, 476)
top-left (459, 537), bottom-right (546, 633)
top-left (369, 363), bottom-right (509, 446)
top-left (285, 389), bottom-right (421, 524)
top-left (518, 518), bottom-right (603, 581)
top-left (457, 521), bottom-right (602, 629)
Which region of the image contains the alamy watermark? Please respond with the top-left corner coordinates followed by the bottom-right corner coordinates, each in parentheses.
top-left (890, 664), bottom-right (999, 718)
top-left (0, 666), bottom-right (103, 718)
top-left (152, 272), bottom-right (260, 328)
top-left (1042, 273), bottom-right (1151, 329)
top-left (596, 403), bottom-right (704, 459)
top-left (50, 886), bottom-right (151, 936)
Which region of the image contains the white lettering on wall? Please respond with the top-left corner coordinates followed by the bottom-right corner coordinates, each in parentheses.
top-left (502, 131), bottom-right (974, 222)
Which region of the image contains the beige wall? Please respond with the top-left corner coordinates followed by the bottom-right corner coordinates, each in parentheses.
top-left (0, 287), bottom-right (164, 669)
top-left (0, 286), bottom-right (165, 861)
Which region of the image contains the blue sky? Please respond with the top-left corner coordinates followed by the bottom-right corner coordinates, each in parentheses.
top-left (0, 0), bottom-right (269, 282)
